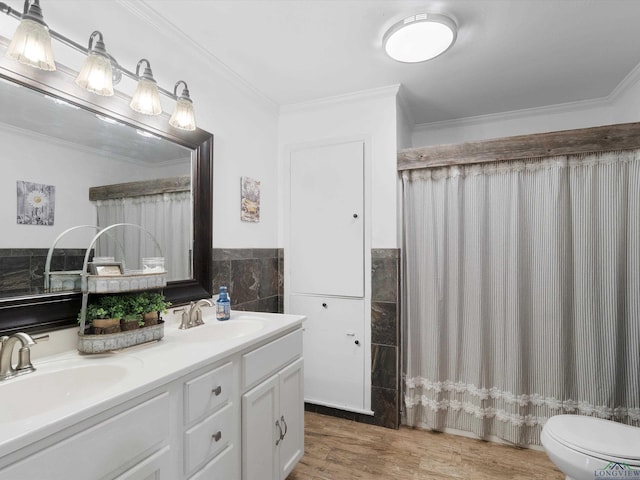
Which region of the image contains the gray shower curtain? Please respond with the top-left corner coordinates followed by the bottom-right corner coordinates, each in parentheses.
top-left (402, 151), bottom-right (640, 445)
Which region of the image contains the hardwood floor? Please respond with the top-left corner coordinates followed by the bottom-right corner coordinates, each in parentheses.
top-left (288, 412), bottom-right (564, 480)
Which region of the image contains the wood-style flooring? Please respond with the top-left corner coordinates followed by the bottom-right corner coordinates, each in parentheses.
top-left (288, 412), bottom-right (564, 480)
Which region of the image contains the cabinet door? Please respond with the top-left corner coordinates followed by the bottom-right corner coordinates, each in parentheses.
top-left (290, 140), bottom-right (364, 297)
top-left (290, 295), bottom-right (365, 411)
top-left (278, 358), bottom-right (304, 479)
top-left (242, 374), bottom-right (279, 480)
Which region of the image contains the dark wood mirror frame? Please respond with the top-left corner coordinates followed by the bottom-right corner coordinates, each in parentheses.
top-left (0, 44), bottom-right (213, 336)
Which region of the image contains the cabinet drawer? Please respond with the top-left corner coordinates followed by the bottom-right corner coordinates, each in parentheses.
top-left (189, 445), bottom-right (235, 480)
top-left (0, 392), bottom-right (170, 480)
top-left (184, 403), bottom-right (233, 475)
top-left (242, 329), bottom-right (303, 390)
top-left (184, 361), bottom-right (232, 424)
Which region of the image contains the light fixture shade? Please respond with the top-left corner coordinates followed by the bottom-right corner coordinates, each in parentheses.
top-left (130, 59), bottom-right (162, 115)
top-left (6, 17), bottom-right (56, 71)
top-left (76, 52), bottom-right (113, 96)
top-left (383, 13), bottom-right (457, 63)
top-left (170, 97), bottom-right (196, 131)
top-left (170, 81), bottom-right (196, 131)
top-left (76, 31), bottom-right (114, 96)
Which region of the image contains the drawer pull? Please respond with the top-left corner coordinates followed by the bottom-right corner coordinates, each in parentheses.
top-left (275, 419), bottom-right (283, 446)
top-left (212, 431), bottom-right (222, 442)
top-left (322, 303), bottom-right (328, 308)
top-left (212, 385), bottom-right (222, 396)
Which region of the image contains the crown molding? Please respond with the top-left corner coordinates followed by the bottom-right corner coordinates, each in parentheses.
top-left (608, 60), bottom-right (640, 103)
top-left (116, 0), bottom-right (278, 116)
top-left (413, 95), bottom-right (612, 133)
top-left (280, 84), bottom-right (401, 114)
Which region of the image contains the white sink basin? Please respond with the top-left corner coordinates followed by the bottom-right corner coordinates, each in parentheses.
top-left (0, 363), bottom-right (129, 423)
top-left (182, 319), bottom-right (265, 342)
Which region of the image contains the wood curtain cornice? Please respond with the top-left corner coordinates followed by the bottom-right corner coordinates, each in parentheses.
top-left (398, 121), bottom-right (640, 171)
top-left (89, 175), bottom-right (191, 201)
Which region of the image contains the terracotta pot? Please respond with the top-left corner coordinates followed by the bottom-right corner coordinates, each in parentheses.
top-left (120, 319), bottom-right (140, 331)
top-left (143, 311), bottom-right (159, 327)
top-left (92, 318), bottom-right (121, 335)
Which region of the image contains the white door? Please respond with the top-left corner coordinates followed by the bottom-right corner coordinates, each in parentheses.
top-left (289, 141), bottom-right (364, 297)
top-left (278, 358), bottom-right (304, 479)
top-left (290, 295), bottom-right (365, 411)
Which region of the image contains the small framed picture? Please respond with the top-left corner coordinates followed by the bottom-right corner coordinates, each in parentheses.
top-left (89, 262), bottom-right (124, 276)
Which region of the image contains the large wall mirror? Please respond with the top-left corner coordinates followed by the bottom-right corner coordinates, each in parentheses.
top-left (0, 37), bottom-right (213, 335)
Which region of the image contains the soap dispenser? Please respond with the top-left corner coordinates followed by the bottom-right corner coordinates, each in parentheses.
top-left (216, 286), bottom-right (231, 321)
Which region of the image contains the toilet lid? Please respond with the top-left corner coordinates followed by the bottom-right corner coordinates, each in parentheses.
top-left (544, 415), bottom-right (640, 462)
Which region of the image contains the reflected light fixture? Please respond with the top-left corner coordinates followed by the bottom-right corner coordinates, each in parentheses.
top-left (75, 31), bottom-right (113, 96)
top-left (383, 13), bottom-right (457, 63)
top-left (129, 58), bottom-right (162, 116)
top-left (169, 80), bottom-right (196, 131)
top-left (6, 0), bottom-right (56, 71)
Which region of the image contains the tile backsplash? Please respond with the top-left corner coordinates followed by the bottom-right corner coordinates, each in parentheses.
top-left (0, 248), bottom-right (86, 298)
top-left (211, 248), bottom-right (283, 313)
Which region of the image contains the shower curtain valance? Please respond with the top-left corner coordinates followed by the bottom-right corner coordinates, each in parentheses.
top-left (398, 121), bottom-right (640, 171)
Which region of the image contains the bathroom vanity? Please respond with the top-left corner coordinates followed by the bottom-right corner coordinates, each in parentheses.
top-left (0, 311), bottom-right (304, 480)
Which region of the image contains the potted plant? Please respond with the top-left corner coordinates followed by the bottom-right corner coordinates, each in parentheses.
top-left (121, 312), bottom-right (142, 331)
top-left (83, 303), bottom-right (121, 335)
top-left (136, 292), bottom-right (171, 327)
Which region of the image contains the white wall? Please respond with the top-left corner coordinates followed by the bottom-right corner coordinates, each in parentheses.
top-left (1, 125), bottom-right (185, 249)
top-left (278, 85), bottom-right (400, 249)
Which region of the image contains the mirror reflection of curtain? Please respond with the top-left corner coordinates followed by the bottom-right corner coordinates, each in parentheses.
top-left (402, 150), bottom-right (640, 446)
top-left (94, 191), bottom-right (191, 281)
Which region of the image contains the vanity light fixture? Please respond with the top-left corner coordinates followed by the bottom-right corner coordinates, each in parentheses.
top-left (75, 31), bottom-right (113, 96)
top-left (130, 59), bottom-right (162, 116)
top-left (0, 0), bottom-right (198, 130)
top-left (169, 80), bottom-right (196, 131)
top-left (6, 0), bottom-right (55, 71)
top-left (383, 13), bottom-right (457, 63)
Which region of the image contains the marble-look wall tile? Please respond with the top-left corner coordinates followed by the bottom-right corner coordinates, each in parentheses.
top-left (371, 301), bottom-right (397, 346)
top-left (371, 344), bottom-right (397, 390)
top-left (211, 248), bottom-right (282, 314)
top-left (0, 248), bottom-right (89, 297)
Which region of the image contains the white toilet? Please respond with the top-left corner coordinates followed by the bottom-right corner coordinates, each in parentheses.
top-left (541, 414), bottom-right (640, 480)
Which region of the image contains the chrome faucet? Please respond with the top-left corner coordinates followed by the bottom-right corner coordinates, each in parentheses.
top-left (175, 299), bottom-right (213, 329)
top-left (0, 332), bottom-right (48, 381)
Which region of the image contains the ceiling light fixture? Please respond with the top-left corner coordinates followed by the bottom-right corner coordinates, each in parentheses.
top-left (75, 31), bottom-right (113, 96)
top-left (169, 81), bottom-right (196, 131)
top-left (6, 0), bottom-right (55, 71)
top-left (0, 0), bottom-right (198, 130)
top-left (383, 13), bottom-right (457, 63)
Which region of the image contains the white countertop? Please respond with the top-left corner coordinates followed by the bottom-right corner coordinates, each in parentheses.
top-left (0, 310), bottom-right (304, 460)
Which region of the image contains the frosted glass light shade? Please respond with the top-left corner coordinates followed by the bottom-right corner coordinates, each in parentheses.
top-left (130, 78), bottom-right (162, 115)
top-left (6, 18), bottom-right (56, 71)
top-left (169, 97), bottom-right (196, 131)
top-left (76, 52), bottom-right (113, 96)
top-left (384, 13), bottom-right (457, 63)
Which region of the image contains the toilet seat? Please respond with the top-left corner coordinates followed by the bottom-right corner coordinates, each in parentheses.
top-left (543, 415), bottom-right (640, 466)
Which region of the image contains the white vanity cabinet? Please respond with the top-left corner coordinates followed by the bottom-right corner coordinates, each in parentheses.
top-left (241, 330), bottom-right (304, 480)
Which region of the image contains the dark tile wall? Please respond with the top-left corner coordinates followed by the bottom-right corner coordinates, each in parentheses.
top-left (306, 248), bottom-right (401, 429)
top-left (0, 248), bottom-right (86, 298)
top-left (211, 248), bottom-right (283, 313)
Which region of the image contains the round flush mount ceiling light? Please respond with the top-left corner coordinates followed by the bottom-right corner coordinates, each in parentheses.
top-left (383, 13), bottom-right (457, 63)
